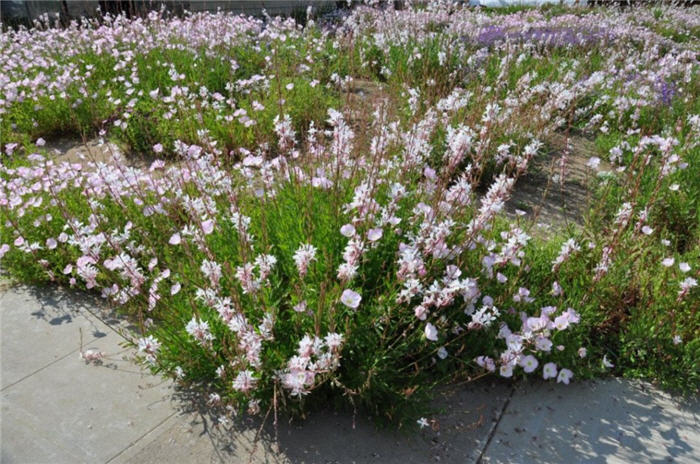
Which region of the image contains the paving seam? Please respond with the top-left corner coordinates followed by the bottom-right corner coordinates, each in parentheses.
top-left (474, 385), bottom-right (516, 464)
top-left (104, 410), bottom-right (179, 463)
top-left (1, 344), bottom-right (87, 392)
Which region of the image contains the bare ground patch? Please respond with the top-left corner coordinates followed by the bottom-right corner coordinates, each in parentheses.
top-left (506, 132), bottom-right (606, 232)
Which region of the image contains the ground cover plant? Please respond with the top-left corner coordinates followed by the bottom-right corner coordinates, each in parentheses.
top-left (1, 2), bottom-right (698, 428)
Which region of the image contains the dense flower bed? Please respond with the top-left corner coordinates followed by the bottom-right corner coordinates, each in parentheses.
top-left (1, 3), bottom-right (698, 426)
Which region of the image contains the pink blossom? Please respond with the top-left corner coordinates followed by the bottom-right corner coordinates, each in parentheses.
top-left (293, 301), bottom-right (307, 313)
top-left (519, 354), bottom-right (539, 373)
top-left (340, 224), bottom-right (356, 237)
top-left (367, 228), bottom-right (383, 242)
top-left (340, 289), bottom-right (362, 309)
top-left (293, 244), bottom-right (317, 277)
top-left (201, 219), bottom-right (215, 235)
top-left (542, 362), bottom-right (558, 380)
top-left (424, 322), bottom-right (438, 341)
top-left (557, 368), bottom-right (573, 384)
top-left (232, 370), bottom-right (257, 393)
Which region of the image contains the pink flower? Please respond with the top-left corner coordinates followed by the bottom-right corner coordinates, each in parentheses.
top-left (367, 228), bottom-right (383, 242)
top-left (186, 317), bottom-right (214, 346)
top-left (476, 356), bottom-right (496, 372)
top-left (340, 224), bottom-right (356, 237)
top-left (0, 244), bottom-right (9, 258)
top-left (424, 322), bottom-right (438, 341)
top-left (499, 363), bottom-right (513, 378)
top-left (201, 219), bottom-right (214, 235)
top-left (542, 362), bottom-right (558, 380)
top-left (662, 257), bottom-right (674, 267)
top-left (170, 283), bottom-right (181, 295)
top-left (340, 289), bottom-right (361, 309)
top-left (169, 233), bottom-right (181, 245)
top-left (293, 301), bottom-right (307, 313)
top-left (519, 354), bottom-right (539, 373)
top-left (557, 368), bottom-right (573, 384)
top-left (293, 244), bottom-right (317, 277)
top-left (679, 262), bottom-right (691, 273)
top-left (578, 347), bottom-right (587, 358)
top-left (232, 370), bottom-right (257, 393)
top-left (552, 281), bottom-right (563, 296)
top-left (153, 143), bottom-right (163, 154)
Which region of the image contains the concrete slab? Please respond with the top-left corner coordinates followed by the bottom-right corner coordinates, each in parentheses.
top-left (0, 284), bottom-right (123, 389)
top-left (1, 284), bottom-right (175, 464)
top-left (111, 380), bottom-right (512, 464)
top-left (1, 330), bottom-right (176, 464)
top-left (481, 379), bottom-right (700, 464)
top-left (2, 283), bottom-right (698, 464)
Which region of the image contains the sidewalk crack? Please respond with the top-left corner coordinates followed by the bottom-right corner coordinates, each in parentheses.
top-left (105, 410), bottom-right (178, 463)
top-left (475, 385), bottom-right (516, 463)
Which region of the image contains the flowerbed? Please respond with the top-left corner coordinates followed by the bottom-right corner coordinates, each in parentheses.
top-left (1, 3), bottom-right (698, 426)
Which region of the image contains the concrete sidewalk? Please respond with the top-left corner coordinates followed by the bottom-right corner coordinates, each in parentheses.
top-left (1, 283), bottom-right (698, 463)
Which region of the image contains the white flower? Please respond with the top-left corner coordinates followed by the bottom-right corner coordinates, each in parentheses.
top-left (602, 355), bottom-right (614, 369)
top-left (417, 417), bottom-right (429, 429)
top-left (169, 233), bottom-right (181, 245)
top-left (424, 322), bottom-right (438, 341)
top-left (437, 347), bottom-right (448, 359)
top-left (340, 289), bottom-right (361, 309)
top-left (679, 262), bottom-right (691, 273)
top-left (662, 257), bottom-right (675, 267)
top-left (672, 335), bottom-right (682, 345)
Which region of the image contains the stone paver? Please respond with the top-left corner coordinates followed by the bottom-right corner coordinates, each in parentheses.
top-left (1, 282), bottom-right (698, 464)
